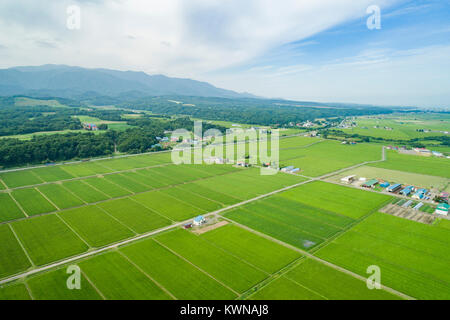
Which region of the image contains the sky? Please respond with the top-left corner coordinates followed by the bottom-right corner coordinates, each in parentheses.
top-left (0, 0), bottom-right (449, 107)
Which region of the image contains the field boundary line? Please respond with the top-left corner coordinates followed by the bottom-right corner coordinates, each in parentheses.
top-left (222, 217), bottom-right (415, 301)
top-left (117, 250), bottom-right (178, 300)
top-left (23, 281), bottom-right (35, 300)
top-left (152, 238), bottom-right (240, 297)
top-left (8, 224), bottom-right (35, 268)
top-left (7, 192), bottom-right (28, 218)
top-left (35, 187), bottom-right (60, 211)
top-left (55, 213), bottom-right (91, 249)
top-left (0, 179), bottom-right (7, 190)
top-left (80, 269), bottom-right (107, 300)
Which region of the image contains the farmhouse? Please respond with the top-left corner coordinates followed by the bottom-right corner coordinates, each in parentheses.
top-left (400, 186), bottom-right (414, 196)
top-left (435, 203), bottom-right (449, 216)
top-left (362, 179), bottom-right (378, 188)
top-left (387, 183), bottom-right (402, 192)
top-left (380, 182), bottom-right (390, 188)
top-left (340, 175), bottom-right (356, 183)
top-left (280, 166), bottom-right (294, 173)
top-left (193, 215), bottom-right (206, 226)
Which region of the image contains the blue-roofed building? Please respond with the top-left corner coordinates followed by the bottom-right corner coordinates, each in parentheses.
top-left (380, 182), bottom-right (390, 188)
top-left (412, 188), bottom-right (427, 200)
top-left (387, 183), bottom-right (402, 192)
top-left (193, 215), bottom-right (206, 226)
top-left (400, 186), bottom-right (414, 196)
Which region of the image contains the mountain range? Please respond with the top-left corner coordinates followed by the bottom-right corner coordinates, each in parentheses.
top-left (0, 65), bottom-right (256, 99)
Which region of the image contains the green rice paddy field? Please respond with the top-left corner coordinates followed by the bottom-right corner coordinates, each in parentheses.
top-left (0, 138), bottom-right (449, 300)
top-left (369, 150), bottom-right (450, 178)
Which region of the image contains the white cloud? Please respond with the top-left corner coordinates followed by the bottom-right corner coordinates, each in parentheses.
top-left (0, 0), bottom-right (394, 77)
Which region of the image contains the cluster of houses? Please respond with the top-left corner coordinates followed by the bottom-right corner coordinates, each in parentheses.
top-left (340, 175), bottom-right (449, 216)
top-left (83, 123), bottom-right (98, 131)
top-left (387, 145), bottom-right (447, 158)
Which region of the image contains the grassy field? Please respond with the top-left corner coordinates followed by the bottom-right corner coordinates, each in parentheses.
top-left (315, 212), bottom-right (450, 300)
top-left (328, 165), bottom-right (449, 190)
top-left (369, 150), bottom-right (450, 178)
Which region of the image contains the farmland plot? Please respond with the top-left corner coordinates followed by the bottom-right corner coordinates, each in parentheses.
top-left (32, 166), bottom-right (74, 182)
top-left (156, 229), bottom-right (268, 293)
top-left (79, 252), bottom-right (172, 300)
top-left (37, 184), bottom-right (84, 209)
top-left (103, 174), bottom-right (150, 193)
top-left (0, 224), bottom-right (31, 278)
top-left (62, 180), bottom-right (109, 203)
top-left (280, 181), bottom-right (391, 219)
top-left (11, 214), bottom-right (88, 266)
top-left (26, 267), bottom-right (101, 300)
top-left (83, 177), bottom-right (132, 198)
top-left (0, 283), bottom-right (31, 300)
top-left (131, 191), bottom-right (203, 222)
top-left (97, 198), bottom-right (171, 234)
top-left (0, 193), bottom-right (25, 222)
top-left (0, 170), bottom-right (44, 188)
top-left (59, 206), bottom-right (134, 247)
top-left (11, 188), bottom-right (57, 216)
top-left (120, 239), bottom-right (236, 300)
top-left (160, 187), bottom-right (223, 212)
top-left (201, 224), bottom-right (301, 273)
top-left (315, 213), bottom-right (450, 300)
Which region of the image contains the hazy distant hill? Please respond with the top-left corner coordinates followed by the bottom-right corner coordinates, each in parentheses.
top-left (0, 65), bottom-right (257, 99)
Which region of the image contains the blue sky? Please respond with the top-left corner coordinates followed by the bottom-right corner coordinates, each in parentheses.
top-left (207, 0), bottom-right (450, 107)
top-left (0, 0), bottom-right (449, 107)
